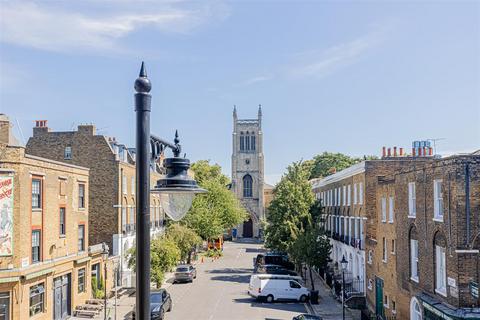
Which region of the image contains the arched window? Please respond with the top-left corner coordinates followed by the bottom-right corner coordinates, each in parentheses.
top-left (245, 131), bottom-right (250, 150)
top-left (243, 174), bottom-right (253, 197)
top-left (434, 231), bottom-right (447, 295)
top-left (409, 226), bottom-right (419, 281)
top-left (240, 132), bottom-right (245, 151)
top-left (410, 297), bottom-right (422, 320)
top-left (250, 134), bottom-right (256, 151)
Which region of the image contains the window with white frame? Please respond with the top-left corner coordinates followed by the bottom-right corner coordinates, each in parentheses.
top-left (64, 146), bottom-right (72, 159)
top-left (391, 239), bottom-right (396, 254)
top-left (343, 186), bottom-right (346, 206)
top-left (359, 182), bottom-right (364, 204)
top-left (122, 207), bottom-right (127, 231)
top-left (434, 180), bottom-right (443, 221)
top-left (368, 250), bottom-right (373, 264)
top-left (131, 177), bottom-right (135, 195)
top-left (353, 183), bottom-right (358, 205)
top-left (347, 185), bottom-right (351, 205)
top-left (382, 237), bottom-right (387, 262)
top-left (381, 197), bottom-right (387, 222)
top-left (435, 245), bottom-right (447, 295)
top-left (408, 182), bottom-right (416, 217)
top-left (29, 283), bottom-right (45, 316)
top-left (384, 295), bottom-right (389, 308)
top-left (410, 239), bottom-right (419, 281)
top-left (388, 196), bottom-right (394, 223)
top-left (392, 300), bottom-right (396, 314)
top-left (354, 218), bottom-right (359, 241)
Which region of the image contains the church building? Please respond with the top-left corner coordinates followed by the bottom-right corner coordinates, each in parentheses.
top-left (231, 106), bottom-right (267, 238)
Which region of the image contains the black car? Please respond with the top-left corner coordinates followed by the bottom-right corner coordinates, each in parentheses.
top-left (132, 289), bottom-right (172, 320)
top-left (255, 253), bottom-right (295, 271)
top-left (292, 314), bottom-right (323, 320)
top-left (257, 264), bottom-right (298, 276)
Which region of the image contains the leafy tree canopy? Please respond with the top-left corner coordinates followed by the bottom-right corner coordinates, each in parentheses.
top-left (126, 236), bottom-right (180, 288)
top-left (309, 152), bottom-right (378, 179)
top-left (166, 224), bottom-right (202, 263)
top-left (184, 160), bottom-right (248, 241)
top-left (264, 161), bottom-right (314, 253)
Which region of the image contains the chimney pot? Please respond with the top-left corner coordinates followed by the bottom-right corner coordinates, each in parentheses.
top-left (387, 148), bottom-right (391, 157)
top-left (400, 148), bottom-right (404, 156)
top-left (382, 147), bottom-right (386, 158)
top-left (394, 146), bottom-right (397, 157)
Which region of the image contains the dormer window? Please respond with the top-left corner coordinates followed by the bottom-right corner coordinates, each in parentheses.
top-left (64, 146), bottom-right (72, 159)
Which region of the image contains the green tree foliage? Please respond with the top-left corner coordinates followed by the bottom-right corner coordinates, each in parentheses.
top-left (184, 160), bottom-right (248, 242)
top-left (308, 152), bottom-right (379, 179)
top-left (290, 200), bottom-right (331, 290)
top-left (127, 237), bottom-right (180, 288)
top-left (264, 161), bottom-right (314, 253)
top-left (166, 223), bottom-right (202, 263)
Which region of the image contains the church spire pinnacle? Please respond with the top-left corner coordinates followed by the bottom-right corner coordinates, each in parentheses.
top-left (233, 105), bottom-right (237, 119)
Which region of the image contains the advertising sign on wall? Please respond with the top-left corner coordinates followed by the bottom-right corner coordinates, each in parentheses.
top-left (0, 176), bottom-right (14, 256)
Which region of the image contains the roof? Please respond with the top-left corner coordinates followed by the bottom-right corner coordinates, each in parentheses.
top-left (311, 161), bottom-right (366, 188)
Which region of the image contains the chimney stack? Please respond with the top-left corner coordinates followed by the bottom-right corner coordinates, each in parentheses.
top-left (393, 146), bottom-right (397, 157)
top-left (33, 119), bottom-right (49, 137)
top-left (382, 147), bottom-right (386, 158)
top-left (387, 148), bottom-right (391, 157)
top-left (399, 148), bottom-right (404, 156)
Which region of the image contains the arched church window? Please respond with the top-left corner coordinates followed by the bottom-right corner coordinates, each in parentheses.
top-left (243, 174), bottom-right (253, 198)
top-left (240, 132), bottom-right (245, 151)
top-left (250, 134), bottom-right (256, 151)
top-left (245, 133), bottom-right (250, 150)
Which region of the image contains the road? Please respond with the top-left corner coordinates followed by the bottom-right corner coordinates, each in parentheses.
top-left (165, 240), bottom-right (307, 320)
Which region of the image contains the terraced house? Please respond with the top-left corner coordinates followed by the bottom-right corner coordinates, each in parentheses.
top-left (0, 115), bottom-right (100, 319)
top-left (26, 121), bottom-right (166, 288)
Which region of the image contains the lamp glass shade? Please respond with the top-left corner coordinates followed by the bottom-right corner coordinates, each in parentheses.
top-left (159, 191), bottom-right (195, 221)
top-left (340, 255), bottom-right (348, 271)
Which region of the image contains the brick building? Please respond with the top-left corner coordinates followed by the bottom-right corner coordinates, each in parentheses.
top-left (0, 115), bottom-right (100, 319)
top-left (26, 121), bottom-right (166, 288)
top-left (312, 152), bottom-right (432, 313)
top-left (392, 155), bottom-right (480, 319)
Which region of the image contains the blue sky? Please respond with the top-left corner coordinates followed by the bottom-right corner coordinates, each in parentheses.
top-left (1, 1), bottom-right (479, 184)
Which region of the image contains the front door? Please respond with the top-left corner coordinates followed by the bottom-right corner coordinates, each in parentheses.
top-left (243, 218), bottom-right (253, 237)
top-left (375, 276), bottom-right (384, 319)
top-left (53, 274), bottom-right (71, 320)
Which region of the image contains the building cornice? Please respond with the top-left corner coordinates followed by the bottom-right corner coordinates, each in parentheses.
top-left (311, 162), bottom-right (366, 188)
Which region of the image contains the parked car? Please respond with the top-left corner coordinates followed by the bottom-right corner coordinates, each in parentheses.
top-left (255, 252), bottom-right (295, 271)
top-left (292, 314), bottom-right (323, 320)
top-left (257, 264), bottom-right (298, 276)
top-left (132, 289), bottom-right (172, 320)
top-left (174, 264), bottom-right (197, 283)
top-left (248, 274), bottom-right (309, 303)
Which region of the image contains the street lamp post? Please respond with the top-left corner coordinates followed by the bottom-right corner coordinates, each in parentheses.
top-left (340, 255), bottom-right (348, 320)
top-left (134, 62), bottom-right (206, 319)
top-left (102, 243), bottom-right (109, 320)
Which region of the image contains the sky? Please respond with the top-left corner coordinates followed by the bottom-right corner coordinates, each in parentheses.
top-left (1, 0), bottom-right (479, 185)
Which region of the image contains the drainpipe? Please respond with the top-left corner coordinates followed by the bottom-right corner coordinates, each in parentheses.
top-left (447, 172), bottom-right (452, 256)
top-left (465, 163), bottom-right (471, 246)
top-left (423, 169), bottom-right (428, 248)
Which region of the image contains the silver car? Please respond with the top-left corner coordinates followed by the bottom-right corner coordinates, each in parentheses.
top-left (174, 264), bottom-right (197, 283)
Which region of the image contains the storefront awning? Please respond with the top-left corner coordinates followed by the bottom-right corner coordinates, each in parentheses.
top-left (418, 293), bottom-right (480, 320)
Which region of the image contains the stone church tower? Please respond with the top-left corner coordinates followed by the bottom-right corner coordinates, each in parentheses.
top-left (231, 106), bottom-right (265, 238)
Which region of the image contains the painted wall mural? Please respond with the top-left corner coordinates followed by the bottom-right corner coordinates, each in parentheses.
top-left (0, 176), bottom-right (13, 256)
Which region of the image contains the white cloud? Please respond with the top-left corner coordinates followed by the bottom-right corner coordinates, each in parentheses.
top-left (0, 1), bottom-right (230, 53)
top-left (288, 27), bottom-right (387, 79)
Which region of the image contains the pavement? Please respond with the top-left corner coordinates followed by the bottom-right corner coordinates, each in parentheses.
top-left (304, 267), bottom-right (360, 320)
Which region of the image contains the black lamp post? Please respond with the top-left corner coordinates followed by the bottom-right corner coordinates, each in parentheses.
top-left (134, 62), bottom-right (206, 319)
top-left (340, 255), bottom-right (348, 320)
top-left (102, 243), bottom-right (109, 320)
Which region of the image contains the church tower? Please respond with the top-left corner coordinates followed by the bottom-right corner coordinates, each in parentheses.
top-left (232, 105), bottom-right (265, 238)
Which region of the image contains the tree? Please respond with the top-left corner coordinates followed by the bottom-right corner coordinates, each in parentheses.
top-left (166, 224), bottom-right (202, 263)
top-left (184, 160), bottom-right (248, 243)
top-left (127, 237), bottom-right (180, 288)
top-left (264, 161), bottom-right (314, 253)
top-left (308, 152), bottom-right (378, 179)
top-left (309, 152), bottom-right (361, 179)
top-left (290, 200), bottom-right (331, 290)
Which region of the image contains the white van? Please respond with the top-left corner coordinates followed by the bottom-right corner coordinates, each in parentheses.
top-left (248, 274), bottom-right (310, 303)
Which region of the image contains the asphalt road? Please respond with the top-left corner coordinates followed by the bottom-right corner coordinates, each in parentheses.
top-left (165, 240), bottom-right (307, 320)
